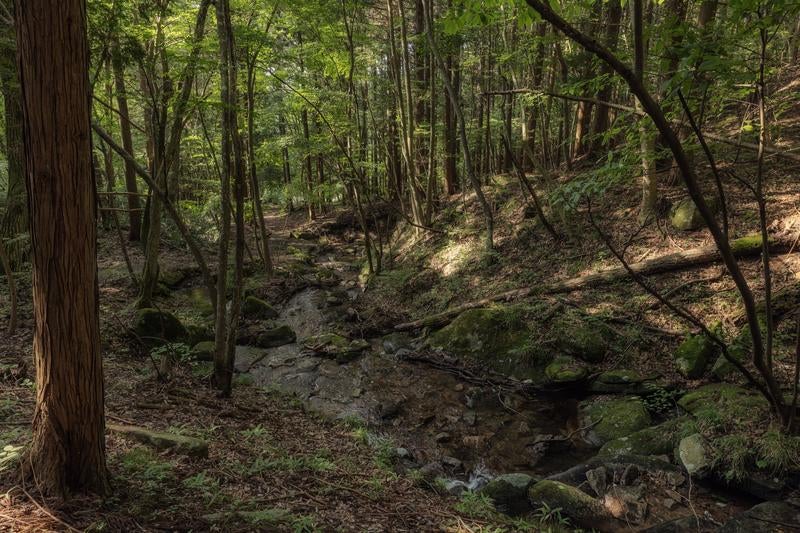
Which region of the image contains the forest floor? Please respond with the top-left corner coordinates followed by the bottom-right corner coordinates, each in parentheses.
top-left (0, 214), bottom-right (528, 532)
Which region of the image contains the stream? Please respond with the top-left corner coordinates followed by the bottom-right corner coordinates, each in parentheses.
top-left (233, 249), bottom-right (593, 485)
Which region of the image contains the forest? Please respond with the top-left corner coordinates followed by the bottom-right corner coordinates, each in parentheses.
top-left (1, 0), bottom-right (800, 531)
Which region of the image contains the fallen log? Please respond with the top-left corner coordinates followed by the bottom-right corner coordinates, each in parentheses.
top-left (395, 233), bottom-right (791, 331)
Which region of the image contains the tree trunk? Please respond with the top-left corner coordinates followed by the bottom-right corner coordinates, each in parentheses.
top-left (590, 0), bottom-right (622, 152)
top-left (112, 48), bottom-right (142, 241)
top-left (15, 0), bottom-right (109, 496)
top-left (0, 15), bottom-right (26, 268)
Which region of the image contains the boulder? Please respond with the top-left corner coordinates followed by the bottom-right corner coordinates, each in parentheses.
top-left (553, 316), bottom-right (613, 363)
top-left (190, 341), bottom-right (215, 362)
top-left (480, 473), bottom-right (537, 515)
top-left (134, 308), bottom-right (188, 347)
top-left (674, 332), bottom-right (716, 379)
top-left (185, 322), bottom-right (214, 346)
top-left (242, 296), bottom-right (279, 320)
top-left (544, 356), bottom-right (588, 385)
top-left (427, 306), bottom-right (543, 378)
top-left (253, 325), bottom-right (297, 348)
top-left (580, 397), bottom-right (652, 446)
top-left (589, 369), bottom-right (648, 394)
top-left (670, 197), bottom-right (718, 231)
top-left (719, 500), bottom-right (800, 532)
top-left (599, 417), bottom-right (691, 458)
top-left (108, 424), bottom-right (208, 458)
top-left (186, 287), bottom-right (215, 317)
top-left (305, 333), bottom-right (370, 363)
top-left (677, 433), bottom-right (711, 479)
top-left (677, 383), bottom-right (769, 422)
top-left (528, 480), bottom-right (616, 531)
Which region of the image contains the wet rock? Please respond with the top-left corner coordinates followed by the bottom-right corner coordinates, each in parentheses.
top-left (674, 332), bottom-right (716, 379)
top-left (528, 480), bottom-right (616, 531)
top-left (108, 424), bottom-right (208, 458)
top-left (134, 308), bottom-right (188, 347)
top-left (381, 332), bottom-right (412, 355)
top-left (677, 433), bottom-right (710, 479)
top-left (544, 356), bottom-right (588, 385)
top-left (599, 416), bottom-right (691, 458)
top-left (441, 456), bottom-right (463, 470)
top-left (242, 296), bottom-right (279, 320)
top-left (304, 333), bottom-right (369, 363)
top-left (480, 473), bottom-right (536, 515)
top-left (719, 500), bottom-right (800, 532)
top-left (585, 466), bottom-right (608, 497)
top-left (417, 461), bottom-right (444, 481)
top-left (580, 397), bottom-right (652, 446)
top-left (253, 325), bottom-right (297, 348)
top-left (442, 479), bottom-right (468, 496)
top-left (190, 341), bottom-right (215, 362)
top-left (589, 369), bottom-right (649, 394)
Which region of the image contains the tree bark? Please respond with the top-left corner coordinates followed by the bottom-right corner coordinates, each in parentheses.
top-left (112, 43), bottom-right (142, 241)
top-left (0, 15), bottom-right (26, 268)
top-left (15, 0), bottom-right (109, 496)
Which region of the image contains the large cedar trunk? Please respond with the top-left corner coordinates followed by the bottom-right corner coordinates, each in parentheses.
top-left (15, 0), bottom-right (109, 496)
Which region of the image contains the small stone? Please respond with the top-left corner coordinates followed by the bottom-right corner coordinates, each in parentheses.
top-left (435, 432), bottom-right (451, 443)
top-left (441, 456), bottom-right (462, 469)
top-left (351, 388), bottom-right (363, 398)
top-left (326, 296), bottom-right (343, 306)
top-left (442, 479), bottom-right (469, 496)
top-left (462, 411), bottom-right (477, 426)
top-left (663, 498), bottom-right (678, 510)
top-left (454, 383), bottom-right (465, 392)
top-left (394, 447), bottom-right (412, 460)
top-left (480, 473), bottom-right (536, 515)
top-left (666, 471), bottom-right (686, 487)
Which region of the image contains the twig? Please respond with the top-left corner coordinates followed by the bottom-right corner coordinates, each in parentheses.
top-left (18, 487), bottom-right (82, 533)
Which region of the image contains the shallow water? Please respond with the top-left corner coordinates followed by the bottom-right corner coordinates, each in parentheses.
top-left (235, 286), bottom-right (593, 478)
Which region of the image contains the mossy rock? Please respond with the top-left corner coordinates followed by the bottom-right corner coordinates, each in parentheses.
top-left (134, 309), bottom-right (188, 347)
top-left (253, 325), bottom-right (296, 348)
top-left (589, 369), bottom-right (649, 394)
top-left (528, 480), bottom-right (613, 530)
top-left (580, 397), bottom-right (652, 446)
top-left (480, 473), bottom-right (537, 516)
top-left (159, 269), bottom-right (189, 289)
top-left (190, 341), bottom-right (215, 362)
top-left (552, 315), bottom-right (614, 363)
top-left (544, 356), bottom-right (588, 385)
top-left (427, 306), bottom-right (539, 378)
top-left (674, 332), bottom-right (716, 379)
top-left (305, 333), bottom-right (369, 363)
top-left (599, 416), bottom-right (691, 458)
top-left (242, 296), bottom-right (279, 320)
top-left (711, 320), bottom-right (765, 380)
top-left (287, 245), bottom-right (313, 264)
top-left (187, 287), bottom-right (214, 317)
top-left (670, 197), bottom-right (719, 231)
top-left (185, 322), bottom-right (214, 346)
top-left (677, 383), bottom-right (769, 427)
top-left (678, 433), bottom-right (711, 478)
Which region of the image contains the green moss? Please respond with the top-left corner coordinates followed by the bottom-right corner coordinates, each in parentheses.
top-left (674, 333), bottom-right (716, 379)
top-left (187, 287), bottom-right (214, 317)
top-left (545, 356), bottom-right (588, 384)
top-left (598, 416), bottom-right (691, 457)
top-left (242, 296), bottom-right (278, 320)
top-left (581, 397), bottom-right (652, 446)
top-left (134, 309), bottom-right (188, 347)
top-left (729, 233), bottom-right (767, 254)
top-left (677, 383), bottom-right (769, 428)
top-left (528, 480), bottom-right (606, 527)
